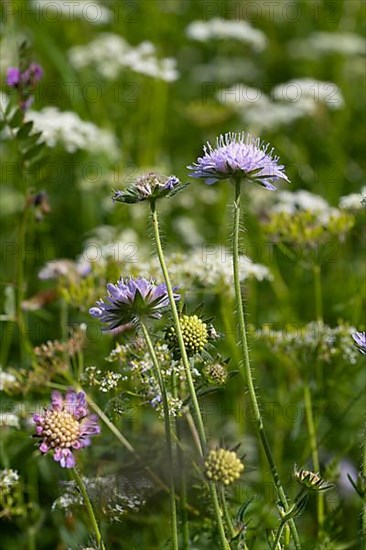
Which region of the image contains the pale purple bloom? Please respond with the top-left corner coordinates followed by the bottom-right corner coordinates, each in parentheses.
top-left (24, 63), bottom-right (43, 83)
top-left (113, 172), bottom-right (184, 204)
top-left (352, 331), bottom-right (366, 355)
top-left (164, 176), bottom-right (180, 190)
top-left (90, 277), bottom-right (179, 330)
top-left (33, 390), bottom-right (100, 468)
top-left (187, 132), bottom-right (290, 189)
top-left (6, 67), bottom-right (21, 87)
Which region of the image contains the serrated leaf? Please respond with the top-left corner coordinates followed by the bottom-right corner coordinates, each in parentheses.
top-left (19, 132), bottom-right (43, 152)
top-left (23, 142), bottom-right (45, 161)
top-left (8, 108), bottom-right (24, 128)
top-left (16, 120), bottom-right (34, 140)
top-left (5, 102), bottom-right (14, 117)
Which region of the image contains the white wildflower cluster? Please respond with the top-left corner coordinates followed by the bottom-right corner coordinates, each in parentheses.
top-left (218, 79), bottom-right (343, 131)
top-left (0, 369), bottom-right (17, 392)
top-left (38, 258), bottom-right (91, 280)
top-left (53, 474), bottom-right (154, 521)
top-left (186, 18), bottom-right (267, 51)
top-left (289, 32), bottom-right (366, 58)
top-left (272, 79), bottom-right (344, 110)
top-left (339, 186), bottom-right (366, 211)
top-left (0, 469), bottom-right (19, 488)
top-left (270, 190), bottom-right (340, 223)
top-left (151, 394), bottom-right (183, 419)
top-left (81, 227), bottom-right (145, 265)
top-left (107, 341), bottom-right (200, 385)
top-left (31, 0), bottom-right (112, 24)
top-left (68, 33), bottom-right (179, 81)
top-left (0, 412), bottom-right (20, 429)
top-left (140, 249), bottom-right (272, 290)
top-left (26, 107), bottom-right (119, 157)
top-left (262, 190), bottom-right (355, 246)
top-left (81, 366), bottom-right (125, 392)
top-left (256, 322), bottom-right (359, 365)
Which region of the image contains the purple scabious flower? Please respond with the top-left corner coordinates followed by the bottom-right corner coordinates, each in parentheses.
top-left (33, 390), bottom-right (100, 468)
top-left (352, 331), bottom-right (366, 355)
top-left (187, 132), bottom-right (290, 190)
top-left (6, 67), bottom-right (21, 87)
top-left (89, 277), bottom-right (180, 330)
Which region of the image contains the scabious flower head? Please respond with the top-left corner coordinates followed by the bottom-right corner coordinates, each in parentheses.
top-left (352, 331), bottom-right (366, 355)
top-left (204, 448), bottom-right (244, 485)
top-left (166, 314), bottom-right (208, 356)
top-left (187, 132), bottom-right (289, 189)
top-left (294, 466), bottom-right (333, 492)
top-left (112, 172), bottom-right (186, 204)
top-left (90, 277), bottom-right (179, 330)
top-left (203, 361), bottom-right (228, 385)
top-left (33, 390), bottom-right (100, 468)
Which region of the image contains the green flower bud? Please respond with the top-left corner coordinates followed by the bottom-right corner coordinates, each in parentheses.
top-left (294, 466), bottom-right (333, 492)
top-left (203, 362), bottom-right (228, 385)
top-left (204, 448), bottom-right (244, 486)
top-left (167, 315), bottom-right (208, 356)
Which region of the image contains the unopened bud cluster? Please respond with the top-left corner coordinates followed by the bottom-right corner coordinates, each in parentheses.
top-left (204, 448), bottom-right (244, 486)
top-left (203, 362), bottom-right (228, 385)
top-left (167, 315), bottom-right (208, 355)
top-left (294, 467), bottom-right (333, 492)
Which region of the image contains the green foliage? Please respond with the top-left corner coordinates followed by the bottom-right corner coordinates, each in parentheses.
top-left (0, 1), bottom-right (365, 548)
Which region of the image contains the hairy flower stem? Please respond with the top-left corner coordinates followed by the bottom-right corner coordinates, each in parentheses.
top-left (140, 320), bottom-right (179, 550)
top-left (220, 485), bottom-right (235, 540)
top-left (150, 201), bottom-right (230, 550)
top-left (232, 179), bottom-right (300, 549)
top-left (70, 467), bottom-right (105, 550)
top-left (174, 377), bottom-right (190, 548)
top-left (311, 260), bottom-right (325, 534)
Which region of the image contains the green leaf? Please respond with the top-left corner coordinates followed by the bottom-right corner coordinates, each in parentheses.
top-left (19, 132), bottom-right (43, 153)
top-left (16, 120), bottom-right (34, 140)
top-left (8, 108), bottom-right (24, 128)
top-left (22, 142), bottom-right (45, 161)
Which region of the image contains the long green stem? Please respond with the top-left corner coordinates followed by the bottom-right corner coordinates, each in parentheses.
top-left (175, 377), bottom-right (190, 549)
top-left (16, 201), bottom-right (32, 363)
top-left (71, 467), bottom-right (105, 550)
top-left (150, 201), bottom-right (230, 550)
top-left (220, 485), bottom-right (235, 539)
top-left (232, 179), bottom-right (300, 549)
top-left (140, 320), bottom-right (179, 550)
top-left (303, 383), bottom-right (324, 532)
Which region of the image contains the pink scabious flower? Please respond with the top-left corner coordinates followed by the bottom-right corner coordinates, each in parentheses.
top-left (187, 132), bottom-right (290, 190)
top-left (33, 390), bottom-right (100, 468)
